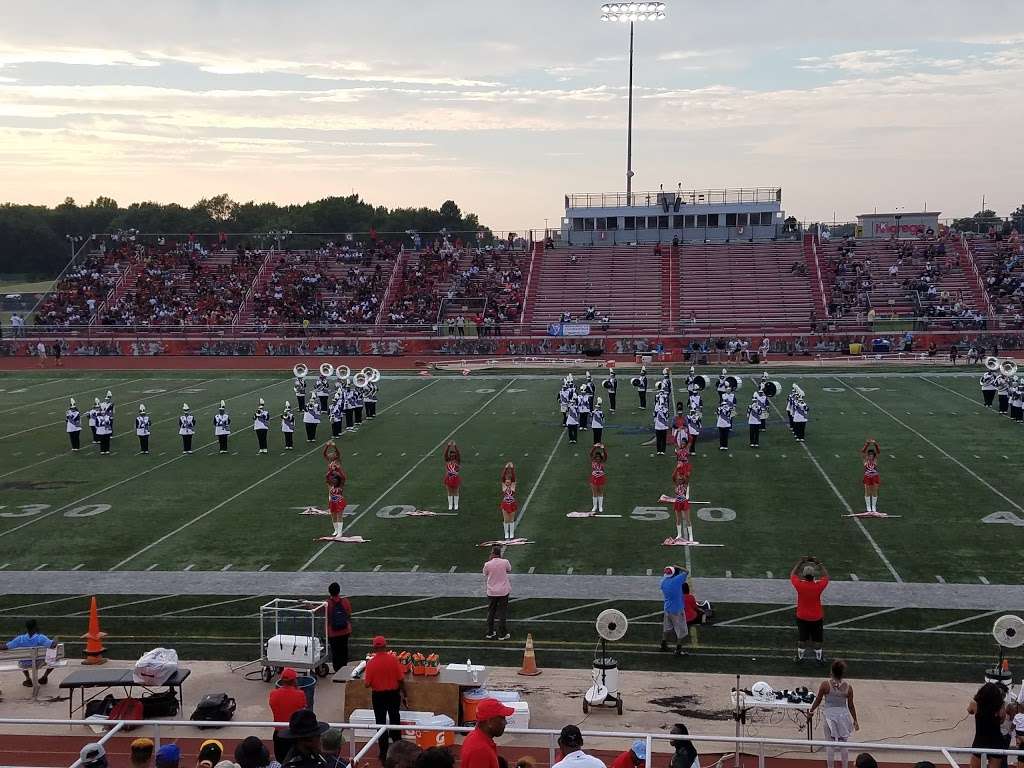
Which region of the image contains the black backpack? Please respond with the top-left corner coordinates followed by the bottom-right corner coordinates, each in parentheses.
top-left (329, 599), bottom-right (349, 631)
top-left (141, 689), bottom-right (179, 718)
top-left (190, 692), bottom-right (236, 729)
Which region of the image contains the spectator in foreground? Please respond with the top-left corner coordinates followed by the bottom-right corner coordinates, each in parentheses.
top-left (79, 743), bottom-right (109, 768)
top-left (460, 698), bottom-right (515, 768)
top-left (854, 754), bottom-right (877, 768)
top-left (515, 758), bottom-right (536, 768)
top-left (660, 565), bottom-right (689, 656)
top-left (551, 724), bottom-right (606, 768)
top-left (790, 555), bottom-right (830, 663)
top-left (483, 545), bottom-right (512, 640)
top-left (968, 682), bottom-right (1008, 768)
top-left (384, 740), bottom-right (422, 768)
top-left (234, 736), bottom-right (280, 768)
top-left (130, 738), bottom-right (155, 767)
top-left (270, 668), bottom-right (308, 761)
top-left (154, 744), bottom-right (181, 768)
top-left (197, 739), bottom-right (224, 767)
top-left (414, 747), bottom-right (455, 768)
top-left (364, 635), bottom-right (407, 761)
top-left (321, 728), bottom-right (347, 768)
top-left (280, 709), bottom-right (331, 767)
top-left (610, 740), bottom-right (646, 768)
top-left (806, 660), bottom-right (859, 768)
top-left (669, 724), bottom-right (698, 768)
top-left (0, 618), bottom-right (59, 686)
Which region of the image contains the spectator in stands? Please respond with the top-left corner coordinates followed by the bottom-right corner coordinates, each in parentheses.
top-left (384, 740), bottom-right (422, 768)
top-left (279, 709), bottom-right (331, 767)
top-left (460, 698), bottom-right (515, 768)
top-left (854, 755), bottom-right (877, 768)
top-left (155, 744), bottom-right (181, 768)
top-left (968, 682), bottom-right (1008, 768)
top-left (806, 659), bottom-right (859, 768)
top-left (611, 740), bottom-right (647, 768)
top-left (669, 724), bottom-right (698, 768)
top-left (0, 619), bottom-right (58, 686)
top-left (130, 738), bottom-right (155, 767)
top-left (234, 736), bottom-right (278, 768)
top-left (270, 668), bottom-right (308, 761)
top-left (415, 748), bottom-right (454, 768)
top-left (80, 743), bottom-right (109, 768)
top-left (552, 725), bottom-right (606, 768)
top-left (197, 739), bottom-right (224, 767)
top-left (321, 728), bottom-right (348, 768)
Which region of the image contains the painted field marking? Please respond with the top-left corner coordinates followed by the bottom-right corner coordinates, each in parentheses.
top-left (935, 575), bottom-right (945, 583)
top-left (410, 565), bottom-right (419, 573)
top-left (566, 567), bottom-right (573, 575)
top-left (0, 376), bottom-right (152, 416)
top-left (0, 594), bottom-right (89, 613)
top-left (353, 597), bottom-right (437, 616)
top-left (432, 597), bottom-right (528, 619)
top-left (839, 378), bottom-right (1024, 517)
top-left (850, 573), bottom-right (859, 581)
top-left (979, 576), bottom-right (990, 585)
top-left (769, 398), bottom-right (903, 583)
top-left (826, 606), bottom-right (902, 628)
top-left (32, 564), bottom-right (47, 571)
top-left (646, 568), bottom-right (652, 576)
top-left (259, 564), bottom-right (271, 572)
top-left (299, 380), bottom-right (505, 571)
top-left (221, 564), bottom-right (233, 571)
top-left (924, 609), bottom-right (1004, 632)
top-left (71, 564), bottom-right (83, 571)
top-left (373, 565), bottom-right (382, 572)
top-left (448, 566), bottom-right (457, 574)
top-left (146, 564), bottom-right (159, 571)
top-left (334, 564), bottom-right (345, 572)
top-left (725, 570), bottom-right (732, 578)
top-left (765, 570), bottom-right (773, 579)
top-left (72, 594), bottom-right (180, 615)
top-left (715, 605), bottom-right (795, 627)
top-left (117, 381), bottom-right (438, 572)
top-left (184, 564), bottom-right (195, 571)
top-left (515, 429), bottom-right (566, 526)
top-left (158, 595), bottom-right (264, 616)
top-left (521, 599), bottom-right (615, 622)
top-left (606, 568), bottom-right (613, 576)
top-left (527, 567), bottom-right (535, 575)
top-left (920, 377), bottom-right (983, 407)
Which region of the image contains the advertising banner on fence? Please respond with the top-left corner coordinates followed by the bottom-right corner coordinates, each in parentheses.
top-left (547, 323), bottom-right (592, 337)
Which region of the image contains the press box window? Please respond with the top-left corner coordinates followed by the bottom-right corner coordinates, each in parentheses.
top-left (624, 216), bottom-right (636, 230)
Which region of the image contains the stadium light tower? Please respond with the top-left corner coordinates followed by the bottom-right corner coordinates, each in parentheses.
top-left (600, 2), bottom-right (667, 205)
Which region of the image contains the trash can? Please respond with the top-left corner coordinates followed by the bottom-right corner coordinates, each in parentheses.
top-left (278, 675), bottom-right (317, 709)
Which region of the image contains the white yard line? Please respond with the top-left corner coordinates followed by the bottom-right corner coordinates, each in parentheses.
top-left (825, 606), bottom-right (903, 628)
top-left (514, 429), bottom-right (566, 525)
top-left (70, 594), bottom-right (180, 615)
top-left (158, 595), bottom-right (267, 616)
top-left (299, 380), bottom-right (510, 572)
top-left (431, 597), bottom-right (528, 619)
top-left (919, 377), bottom-right (984, 408)
top-left (923, 609), bottom-right (1005, 633)
top-left (352, 597), bottom-right (438, 616)
top-left (107, 381), bottom-right (435, 571)
top-left (769, 398), bottom-right (903, 583)
top-left (838, 377), bottom-right (1024, 515)
top-left (0, 377), bottom-right (150, 416)
top-left (521, 599), bottom-right (615, 622)
top-left (0, 594), bottom-right (90, 613)
top-left (715, 604), bottom-right (795, 627)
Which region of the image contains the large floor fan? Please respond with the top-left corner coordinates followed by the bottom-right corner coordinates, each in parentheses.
top-left (988, 615), bottom-right (1024, 685)
top-left (584, 609), bottom-right (628, 715)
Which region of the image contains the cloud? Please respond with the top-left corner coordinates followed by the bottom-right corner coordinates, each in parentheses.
top-left (796, 49), bottom-right (919, 73)
top-left (0, 45), bottom-right (160, 68)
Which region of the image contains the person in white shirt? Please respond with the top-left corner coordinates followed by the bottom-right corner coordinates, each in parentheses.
top-left (178, 403), bottom-right (196, 454)
top-left (303, 400), bottom-right (320, 442)
top-left (213, 401), bottom-right (231, 454)
top-left (281, 401), bottom-right (295, 449)
top-left (65, 398), bottom-right (82, 451)
top-left (253, 398), bottom-right (270, 454)
top-left (135, 404), bottom-right (151, 454)
top-left (551, 725), bottom-right (607, 768)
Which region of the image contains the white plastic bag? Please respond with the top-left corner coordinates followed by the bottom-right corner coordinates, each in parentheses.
top-left (133, 647), bottom-right (179, 685)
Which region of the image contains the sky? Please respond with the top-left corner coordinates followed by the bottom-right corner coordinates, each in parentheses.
top-left (0, 0), bottom-right (1022, 231)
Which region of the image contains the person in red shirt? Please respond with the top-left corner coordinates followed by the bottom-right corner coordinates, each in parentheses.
top-left (364, 636), bottom-right (407, 760)
top-left (269, 667), bottom-right (308, 762)
top-left (790, 555), bottom-right (830, 663)
top-left (460, 698), bottom-right (514, 768)
top-left (611, 740), bottom-right (647, 768)
top-left (326, 581), bottom-right (353, 673)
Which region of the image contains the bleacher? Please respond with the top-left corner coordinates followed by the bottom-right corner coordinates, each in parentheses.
top-left (526, 244), bottom-right (664, 333)
top-left (678, 241), bottom-right (813, 329)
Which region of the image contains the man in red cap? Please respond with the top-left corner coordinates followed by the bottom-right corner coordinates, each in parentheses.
top-left (364, 636), bottom-right (407, 760)
top-left (460, 698), bottom-right (515, 768)
top-left (269, 668), bottom-right (308, 762)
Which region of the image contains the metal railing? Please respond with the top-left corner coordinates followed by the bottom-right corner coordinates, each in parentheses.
top-left (4, 717), bottom-right (1023, 768)
top-left (567, 188), bottom-right (783, 209)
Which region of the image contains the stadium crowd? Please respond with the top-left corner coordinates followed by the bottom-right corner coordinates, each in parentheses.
top-left (33, 251), bottom-right (124, 326)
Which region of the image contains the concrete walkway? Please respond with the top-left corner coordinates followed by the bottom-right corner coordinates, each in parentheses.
top-left (4, 570), bottom-right (1024, 609)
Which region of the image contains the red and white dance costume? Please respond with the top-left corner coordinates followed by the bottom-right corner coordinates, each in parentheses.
top-left (326, 462), bottom-right (348, 537)
top-left (671, 463), bottom-right (692, 540)
top-left (443, 443), bottom-right (461, 511)
top-left (589, 444), bottom-right (608, 513)
top-left (499, 463), bottom-right (518, 540)
top-left (861, 440), bottom-right (881, 513)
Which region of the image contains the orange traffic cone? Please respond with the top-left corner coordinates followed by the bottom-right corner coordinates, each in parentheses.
top-left (81, 596), bottom-right (108, 665)
top-left (517, 633), bottom-right (542, 676)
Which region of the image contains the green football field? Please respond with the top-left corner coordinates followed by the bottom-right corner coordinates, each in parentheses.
top-left (0, 366), bottom-right (1022, 682)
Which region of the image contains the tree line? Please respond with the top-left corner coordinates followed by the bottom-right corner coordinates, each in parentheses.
top-left (0, 193), bottom-right (485, 279)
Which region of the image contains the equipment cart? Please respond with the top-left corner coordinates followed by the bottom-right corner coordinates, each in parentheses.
top-left (258, 599), bottom-right (331, 682)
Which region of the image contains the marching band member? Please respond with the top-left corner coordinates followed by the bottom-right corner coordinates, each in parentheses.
top-left (178, 403), bottom-right (195, 454)
top-left (671, 461), bottom-right (693, 541)
top-left (443, 442), bottom-right (461, 512)
top-left (589, 443), bottom-right (608, 513)
top-left (654, 399), bottom-right (671, 455)
top-left (104, 391), bottom-right (115, 430)
top-left (635, 366), bottom-right (648, 409)
top-left (343, 382), bottom-right (356, 432)
top-left (558, 378), bottom-right (572, 426)
top-left (281, 401), bottom-right (295, 449)
top-left (95, 402), bottom-right (113, 455)
top-left (721, 385), bottom-right (737, 411)
top-left (1012, 377), bottom-right (1023, 423)
top-left (584, 371), bottom-right (596, 414)
top-left (353, 382), bottom-right (365, 428)
top-left (980, 369), bottom-right (997, 408)
top-left (364, 379), bottom-right (378, 419)
top-left (686, 407), bottom-right (702, 455)
top-left (330, 391), bottom-right (345, 438)
top-left (687, 383), bottom-right (703, 413)
top-left (792, 392), bottom-right (809, 442)
top-left (759, 337), bottom-right (770, 362)
top-left (499, 463), bottom-right (518, 540)
top-left (303, 399), bottom-right (320, 442)
top-left (294, 373), bottom-right (308, 412)
top-left (997, 373), bottom-right (1010, 416)
top-left (685, 366), bottom-right (697, 391)
top-left (747, 397), bottom-right (764, 448)
top-left (661, 368), bottom-right (673, 397)
top-left (591, 397), bottom-right (605, 444)
top-left (66, 398), bottom-right (82, 451)
top-left (314, 373), bottom-right (330, 413)
top-left (135, 404), bottom-right (151, 454)
top-left (325, 453), bottom-right (348, 538)
top-left (716, 370), bottom-right (729, 403)
top-left (861, 439), bottom-right (881, 514)
top-left (786, 387), bottom-right (797, 432)
top-left (671, 402), bottom-right (687, 452)
top-left (87, 398), bottom-right (100, 444)
top-left (577, 384), bottom-right (591, 430)
top-left (565, 395), bottom-right (580, 444)
top-left (603, 370), bottom-right (617, 413)
top-left (214, 401), bottom-right (231, 454)
top-left (716, 400), bottom-right (733, 451)
top-left (254, 398), bottom-right (270, 453)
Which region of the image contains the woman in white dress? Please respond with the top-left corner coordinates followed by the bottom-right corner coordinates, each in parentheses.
top-left (806, 659), bottom-right (859, 768)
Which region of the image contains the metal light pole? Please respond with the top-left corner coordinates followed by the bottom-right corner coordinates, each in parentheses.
top-left (600, 2), bottom-right (666, 206)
